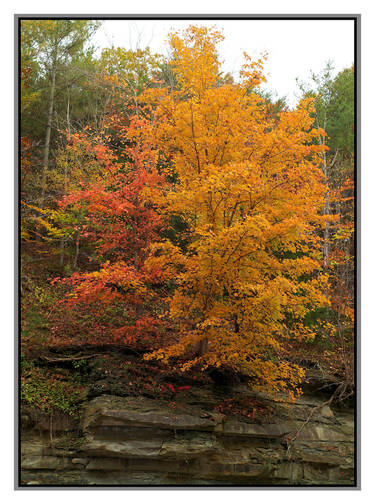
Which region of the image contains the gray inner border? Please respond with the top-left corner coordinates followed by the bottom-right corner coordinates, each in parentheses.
top-left (14, 13), bottom-right (361, 491)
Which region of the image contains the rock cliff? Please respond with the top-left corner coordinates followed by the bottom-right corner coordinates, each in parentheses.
top-left (21, 388), bottom-right (355, 486)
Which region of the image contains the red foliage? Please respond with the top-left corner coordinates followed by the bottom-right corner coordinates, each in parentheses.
top-left (50, 116), bottom-right (169, 350)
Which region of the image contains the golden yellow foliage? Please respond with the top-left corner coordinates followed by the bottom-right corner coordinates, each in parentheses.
top-left (143, 26), bottom-right (329, 395)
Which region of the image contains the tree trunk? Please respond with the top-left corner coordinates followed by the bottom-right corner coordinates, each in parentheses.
top-left (59, 90), bottom-right (70, 268)
top-left (234, 314), bottom-right (240, 333)
top-left (323, 189), bottom-right (330, 270)
top-left (40, 65), bottom-right (57, 209)
top-left (197, 337), bottom-right (208, 356)
top-left (73, 225), bottom-right (81, 269)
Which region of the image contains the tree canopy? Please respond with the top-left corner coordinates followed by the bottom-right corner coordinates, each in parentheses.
top-left (20, 22), bottom-right (355, 401)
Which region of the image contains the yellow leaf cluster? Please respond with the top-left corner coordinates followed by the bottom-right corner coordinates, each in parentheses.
top-left (143, 26), bottom-right (328, 394)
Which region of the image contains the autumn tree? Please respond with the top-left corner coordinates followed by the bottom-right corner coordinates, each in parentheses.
top-left (51, 44), bottom-right (164, 271)
top-left (21, 21), bottom-right (100, 206)
top-left (49, 116), bottom-right (168, 348)
top-left (20, 20), bottom-right (102, 257)
top-left (142, 26), bottom-right (329, 396)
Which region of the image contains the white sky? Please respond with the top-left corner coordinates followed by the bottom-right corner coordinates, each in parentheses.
top-left (92, 19), bottom-right (355, 108)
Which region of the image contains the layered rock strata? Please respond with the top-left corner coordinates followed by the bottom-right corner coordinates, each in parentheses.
top-left (21, 393), bottom-right (355, 486)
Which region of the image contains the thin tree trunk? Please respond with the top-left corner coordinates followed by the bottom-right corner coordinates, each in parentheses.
top-left (40, 65), bottom-right (57, 208)
top-left (73, 225), bottom-right (81, 270)
top-left (323, 189), bottom-right (330, 270)
top-left (197, 337), bottom-right (208, 356)
top-left (59, 90), bottom-right (70, 268)
top-left (322, 149), bottom-right (339, 271)
top-left (59, 158), bottom-right (68, 268)
top-left (66, 88), bottom-right (71, 138)
top-left (320, 135), bottom-right (331, 272)
top-left (59, 238), bottom-right (65, 268)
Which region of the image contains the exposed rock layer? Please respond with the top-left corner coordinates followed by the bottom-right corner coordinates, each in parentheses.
top-left (21, 392), bottom-right (355, 486)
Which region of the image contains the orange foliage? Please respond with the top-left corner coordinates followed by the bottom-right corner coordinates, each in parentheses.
top-left (140, 26), bottom-right (329, 396)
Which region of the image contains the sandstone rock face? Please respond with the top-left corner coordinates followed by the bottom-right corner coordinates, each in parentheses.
top-left (20, 393), bottom-right (355, 486)
top-left (82, 395), bottom-right (218, 431)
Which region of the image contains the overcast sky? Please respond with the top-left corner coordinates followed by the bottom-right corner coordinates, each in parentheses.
top-left (92, 19), bottom-right (354, 108)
